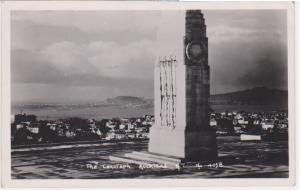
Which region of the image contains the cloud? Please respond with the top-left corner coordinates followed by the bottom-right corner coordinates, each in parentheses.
top-left (204, 10), bottom-right (287, 93)
top-left (10, 11), bottom-right (161, 102)
top-left (12, 11), bottom-right (160, 33)
top-left (11, 11), bottom-right (158, 102)
top-left (11, 38), bottom-right (156, 102)
top-left (11, 11), bottom-right (159, 50)
top-left (11, 10), bottom-right (288, 102)
top-left (86, 40), bottom-right (155, 79)
top-left (13, 38), bottom-right (156, 83)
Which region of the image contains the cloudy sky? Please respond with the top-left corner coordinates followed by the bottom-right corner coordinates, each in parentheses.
top-left (11, 10), bottom-right (287, 103)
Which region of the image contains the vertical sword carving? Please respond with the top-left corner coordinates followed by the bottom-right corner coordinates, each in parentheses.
top-left (158, 56), bottom-right (176, 128)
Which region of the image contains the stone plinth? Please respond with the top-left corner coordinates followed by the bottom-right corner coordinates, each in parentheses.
top-left (148, 126), bottom-right (218, 162)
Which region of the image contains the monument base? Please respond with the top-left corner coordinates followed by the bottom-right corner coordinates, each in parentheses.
top-left (148, 126), bottom-right (218, 162)
top-left (109, 148), bottom-right (219, 170)
top-left (109, 151), bottom-right (182, 169)
top-left (109, 127), bottom-right (218, 169)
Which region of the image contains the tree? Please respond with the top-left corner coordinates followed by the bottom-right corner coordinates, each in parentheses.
top-left (67, 117), bottom-right (89, 131)
top-left (111, 118), bottom-right (121, 130)
top-left (97, 119), bottom-right (110, 134)
top-left (219, 118), bottom-right (234, 134)
top-left (39, 125), bottom-right (57, 142)
top-left (13, 128), bottom-right (30, 145)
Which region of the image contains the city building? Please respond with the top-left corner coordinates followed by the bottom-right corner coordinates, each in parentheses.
top-left (261, 120), bottom-right (275, 130)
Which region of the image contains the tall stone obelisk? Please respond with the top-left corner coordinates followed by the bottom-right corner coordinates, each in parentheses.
top-left (148, 10), bottom-right (218, 162)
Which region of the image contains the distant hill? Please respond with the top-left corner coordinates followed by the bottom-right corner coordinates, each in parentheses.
top-left (107, 96), bottom-right (146, 104)
top-left (12, 87), bottom-right (288, 119)
top-left (106, 96), bottom-right (153, 108)
top-left (106, 87), bottom-right (287, 109)
top-left (210, 87), bottom-right (288, 106)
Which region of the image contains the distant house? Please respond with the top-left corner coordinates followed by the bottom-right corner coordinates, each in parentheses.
top-left (141, 133), bottom-right (149, 138)
top-left (16, 122), bottom-right (29, 129)
top-left (261, 120), bottom-right (274, 130)
top-left (234, 126), bottom-right (243, 134)
top-left (209, 118), bottom-right (217, 127)
top-left (66, 131), bottom-right (76, 138)
top-left (95, 129), bottom-right (102, 136)
top-left (27, 123), bottom-right (40, 134)
top-left (89, 123), bottom-right (96, 128)
top-left (65, 124), bottom-right (71, 130)
top-left (232, 119), bottom-right (238, 126)
top-left (105, 132), bottom-right (115, 140)
top-left (127, 133), bottom-right (136, 139)
top-left (135, 128), bottom-right (144, 133)
top-left (238, 119), bottom-right (248, 125)
top-left (253, 119), bottom-right (261, 125)
top-left (128, 123), bottom-right (135, 130)
top-left (27, 127), bottom-right (39, 134)
top-left (142, 120), bottom-right (153, 126)
top-left (88, 119), bottom-right (96, 128)
top-left (47, 123), bottom-right (57, 131)
top-left (278, 123), bottom-right (288, 129)
top-left (235, 114), bottom-right (243, 120)
top-left (16, 124), bottom-right (24, 129)
top-left (106, 121), bottom-right (116, 130)
top-left (144, 115), bottom-right (152, 120)
top-left (119, 124), bottom-right (126, 130)
top-left (91, 128), bottom-right (102, 136)
top-left (57, 127), bottom-right (65, 137)
top-left (115, 133), bottom-right (126, 140)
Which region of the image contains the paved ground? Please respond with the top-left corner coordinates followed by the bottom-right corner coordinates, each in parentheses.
top-left (11, 136), bottom-right (288, 179)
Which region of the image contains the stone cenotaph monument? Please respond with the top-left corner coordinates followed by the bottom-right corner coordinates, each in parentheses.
top-left (148, 10), bottom-right (218, 162)
top-left (110, 10), bottom-right (218, 166)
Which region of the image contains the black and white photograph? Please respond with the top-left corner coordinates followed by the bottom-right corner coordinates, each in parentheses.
top-left (1, 1), bottom-right (296, 188)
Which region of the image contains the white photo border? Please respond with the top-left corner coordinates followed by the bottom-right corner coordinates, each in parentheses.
top-left (1, 1), bottom-right (296, 188)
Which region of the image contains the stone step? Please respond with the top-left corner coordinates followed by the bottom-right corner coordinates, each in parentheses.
top-left (124, 152), bottom-right (180, 169)
top-left (130, 151), bottom-right (182, 163)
